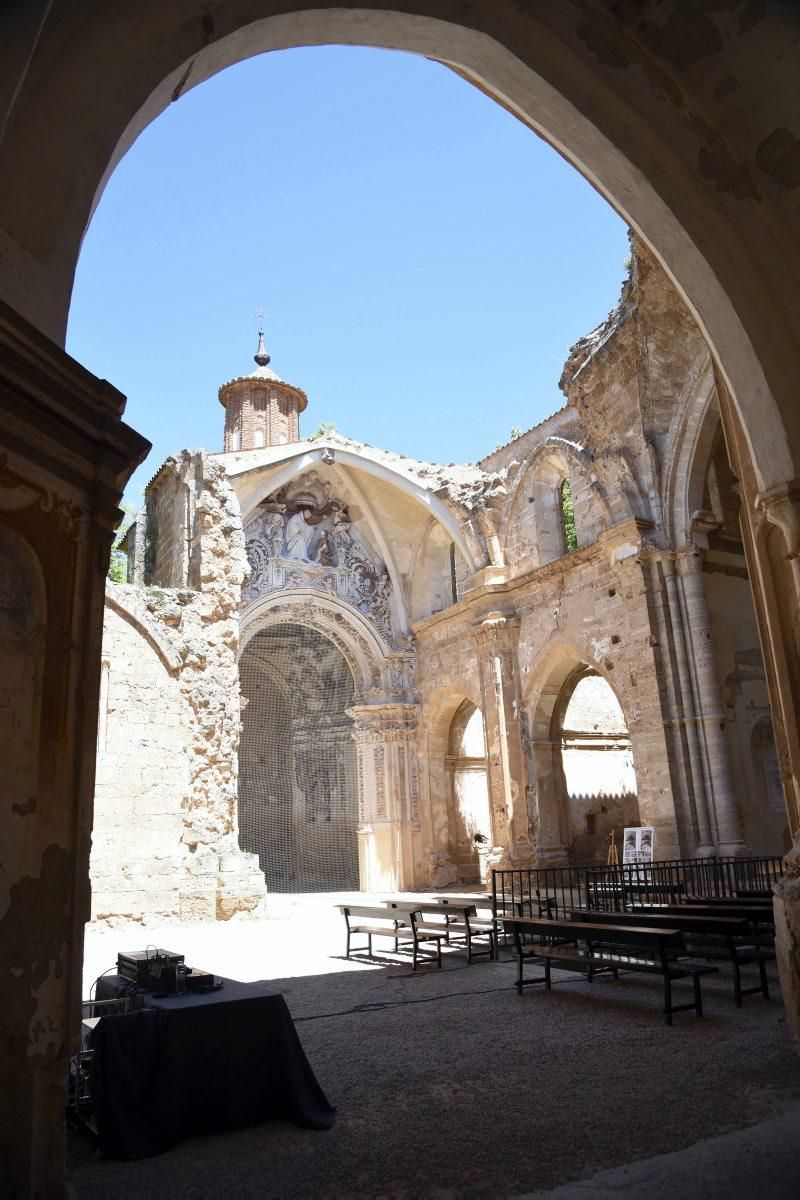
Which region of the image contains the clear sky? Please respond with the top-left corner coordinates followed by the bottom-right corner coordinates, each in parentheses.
top-left (66, 46), bottom-right (629, 504)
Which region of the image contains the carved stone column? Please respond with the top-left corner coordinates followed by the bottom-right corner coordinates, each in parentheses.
top-left (659, 553), bottom-right (716, 854)
top-left (473, 611), bottom-right (535, 869)
top-left (677, 539), bottom-right (745, 854)
top-left (0, 302), bottom-right (149, 1195)
top-left (348, 702), bottom-right (420, 891)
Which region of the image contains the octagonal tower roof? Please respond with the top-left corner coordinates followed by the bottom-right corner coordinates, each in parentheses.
top-left (218, 328), bottom-right (308, 411)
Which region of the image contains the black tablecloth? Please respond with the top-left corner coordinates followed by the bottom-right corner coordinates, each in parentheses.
top-left (91, 975), bottom-right (334, 1159)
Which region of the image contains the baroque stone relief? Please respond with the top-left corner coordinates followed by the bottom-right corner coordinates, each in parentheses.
top-left (243, 472), bottom-right (395, 646)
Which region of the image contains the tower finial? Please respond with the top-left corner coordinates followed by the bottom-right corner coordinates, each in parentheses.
top-left (254, 308), bottom-right (270, 367)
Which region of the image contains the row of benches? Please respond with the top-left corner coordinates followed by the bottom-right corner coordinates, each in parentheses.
top-left (340, 899), bottom-right (497, 970)
top-left (505, 909), bottom-right (775, 1024)
top-left (339, 893), bottom-right (776, 1023)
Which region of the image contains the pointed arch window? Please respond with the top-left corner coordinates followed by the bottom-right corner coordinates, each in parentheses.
top-left (560, 476), bottom-right (578, 553)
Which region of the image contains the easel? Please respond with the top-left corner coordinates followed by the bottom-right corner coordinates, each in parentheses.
top-left (606, 829), bottom-right (620, 867)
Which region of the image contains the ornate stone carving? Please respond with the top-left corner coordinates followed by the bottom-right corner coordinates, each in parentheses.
top-left (243, 475), bottom-right (396, 646)
top-left (374, 745), bottom-right (386, 818)
top-left (0, 452), bottom-right (82, 541)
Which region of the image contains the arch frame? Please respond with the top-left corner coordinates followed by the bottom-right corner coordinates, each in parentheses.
top-left (233, 441), bottom-right (482, 572)
top-left (500, 436), bottom-right (617, 564)
top-left (1, 5), bottom-right (795, 495)
top-left (104, 584), bottom-right (183, 673)
top-left (660, 355), bottom-right (719, 549)
top-left (239, 586), bottom-right (400, 700)
top-left (522, 637), bottom-right (681, 860)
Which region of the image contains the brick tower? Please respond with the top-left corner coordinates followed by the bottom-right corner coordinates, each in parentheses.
top-left (219, 327), bottom-right (308, 451)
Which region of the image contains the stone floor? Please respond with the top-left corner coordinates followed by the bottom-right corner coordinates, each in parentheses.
top-left (69, 897), bottom-right (800, 1199)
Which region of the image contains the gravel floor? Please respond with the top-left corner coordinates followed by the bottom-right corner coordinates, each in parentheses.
top-left (68, 943), bottom-right (800, 1200)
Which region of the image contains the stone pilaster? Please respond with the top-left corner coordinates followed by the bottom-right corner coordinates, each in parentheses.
top-left (658, 552), bottom-right (716, 854)
top-left (473, 611), bottom-right (535, 869)
top-left (0, 301), bottom-right (149, 1196)
top-left (348, 702), bottom-right (421, 891)
top-left (757, 480), bottom-right (800, 601)
top-left (677, 539), bottom-right (745, 854)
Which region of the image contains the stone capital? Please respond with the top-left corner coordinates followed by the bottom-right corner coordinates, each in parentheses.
top-left (676, 537), bottom-right (705, 574)
top-left (472, 608), bottom-right (519, 652)
top-left (756, 478), bottom-right (800, 559)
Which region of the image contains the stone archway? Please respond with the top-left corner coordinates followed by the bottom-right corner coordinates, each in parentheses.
top-left (555, 669), bottom-right (640, 866)
top-left (446, 700), bottom-right (492, 883)
top-left (238, 621), bottom-right (360, 891)
top-left (527, 649), bottom-right (670, 863)
top-left (240, 590), bottom-right (421, 892)
top-left (5, 7), bottom-right (800, 1190)
top-left (4, 7), bottom-right (799, 503)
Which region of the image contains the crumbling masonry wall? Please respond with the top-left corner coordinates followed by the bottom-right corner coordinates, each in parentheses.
top-left (91, 451), bottom-right (265, 923)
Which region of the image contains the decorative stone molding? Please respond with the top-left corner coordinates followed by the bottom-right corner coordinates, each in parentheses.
top-left (243, 474), bottom-right (396, 646)
top-left (756, 480), bottom-right (800, 601)
top-left (347, 701), bottom-right (421, 889)
top-left (241, 590), bottom-right (417, 705)
top-left (0, 451), bottom-right (82, 540)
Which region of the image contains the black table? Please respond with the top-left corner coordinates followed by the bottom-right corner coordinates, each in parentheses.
top-left (91, 974), bottom-right (334, 1159)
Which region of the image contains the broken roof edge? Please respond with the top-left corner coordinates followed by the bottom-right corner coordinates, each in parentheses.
top-left (210, 429), bottom-right (495, 489)
top-left (559, 243), bottom-right (637, 394)
top-left (477, 402), bottom-right (575, 470)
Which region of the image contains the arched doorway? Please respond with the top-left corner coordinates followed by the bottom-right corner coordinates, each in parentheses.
top-left (446, 700), bottom-right (492, 883)
top-left (557, 670), bottom-right (639, 866)
top-left (238, 622), bottom-right (359, 891)
top-left (5, 11), bottom-right (800, 1190)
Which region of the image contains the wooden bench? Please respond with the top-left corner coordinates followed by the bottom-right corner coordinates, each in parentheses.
top-left (482, 893), bottom-right (557, 945)
top-left (635, 901), bottom-right (774, 931)
top-left (382, 899), bottom-right (494, 963)
top-left (569, 909), bottom-right (774, 1005)
top-left (339, 905), bottom-right (446, 970)
top-left (504, 915), bottom-right (717, 1025)
top-left (419, 900), bottom-right (496, 962)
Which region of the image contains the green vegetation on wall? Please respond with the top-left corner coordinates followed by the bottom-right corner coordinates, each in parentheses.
top-left (560, 477), bottom-right (578, 553)
top-left (108, 506), bottom-right (135, 583)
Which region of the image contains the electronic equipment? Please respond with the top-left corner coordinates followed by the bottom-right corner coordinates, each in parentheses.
top-left (184, 968), bottom-right (222, 992)
top-left (117, 948), bottom-right (185, 987)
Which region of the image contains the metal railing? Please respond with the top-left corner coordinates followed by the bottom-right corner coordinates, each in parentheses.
top-left (491, 855), bottom-right (784, 920)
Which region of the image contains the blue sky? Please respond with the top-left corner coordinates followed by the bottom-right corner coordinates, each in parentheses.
top-left (67, 47), bottom-right (629, 504)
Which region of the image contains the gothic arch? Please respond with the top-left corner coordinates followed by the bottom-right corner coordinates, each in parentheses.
top-left (416, 684), bottom-right (485, 887)
top-left (104, 585), bottom-right (183, 673)
top-left (661, 357), bottom-right (719, 547)
top-left (233, 442), bottom-right (483, 572)
top-left (239, 588), bottom-right (394, 699)
top-left (5, 6), bottom-right (796, 500)
top-left (500, 437), bottom-right (615, 567)
top-left (526, 645), bottom-right (629, 742)
top-left (525, 643), bottom-right (641, 860)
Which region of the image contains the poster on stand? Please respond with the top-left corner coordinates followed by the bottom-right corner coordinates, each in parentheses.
top-left (622, 825), bottom-right (654, 865)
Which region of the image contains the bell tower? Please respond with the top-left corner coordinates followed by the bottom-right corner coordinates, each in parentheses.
top-left (219, 326), bottom-right (308, 451)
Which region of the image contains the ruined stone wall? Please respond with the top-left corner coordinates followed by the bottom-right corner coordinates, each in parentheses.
top-left (91, 452), bottom-right (266, 923)
top-left (517, 534), bottom-right (680, 861)
top-left (414, 518), bottom-right (681, 873)
top-left (558, 237), bottom-right (708, 530)
top-left (149, 465), bottom-right (189, 588)
top-left (92, 604), bottom-right (192, 923)
top-left (92, 240), bottom-right (789, 907)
